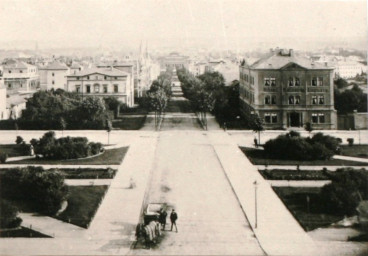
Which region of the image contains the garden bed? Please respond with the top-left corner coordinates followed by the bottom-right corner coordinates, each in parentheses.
top-left (240, 147), bottom-right (368, 166)
top-left (113, 116), bottom-right (147, 130)
top-left (5, 147), bottom-right (129, 165)
top-left (273, 187), bottom-right (344, 231)
top-left (55, 185), bottom-right (109, 228)
top-left (259, 169), bottom-right (334, 180)
top-left (0, 144), bottom-right (28, 157)
top-left (0, 227), bottom-right (51, 238)
top-left (340, 145), bottom-right (368, 159)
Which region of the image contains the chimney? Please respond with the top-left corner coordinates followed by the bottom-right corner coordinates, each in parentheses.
top-left (289, 49), bottom-right (294, 56)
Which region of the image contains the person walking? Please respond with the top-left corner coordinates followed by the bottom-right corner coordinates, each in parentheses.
top-left (159, 209), bottom-right (167, 230)
top-left (254, 138), bottom-right (258, 148)
top-left (170, 209), bottom-right (178, 232)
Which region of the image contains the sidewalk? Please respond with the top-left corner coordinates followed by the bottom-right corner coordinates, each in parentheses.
top-left (255, 165), bottom-right (368, 171)
top-left (268, 180), bottom-right (331, 187)
top-left (333, 154), bottom-right (368, 163)
top-left (208, 132), bottom-right (316, 256)
top-left (64, 179), bottom-right (111, 186)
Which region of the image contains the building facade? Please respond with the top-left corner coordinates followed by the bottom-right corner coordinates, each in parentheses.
top-left (1, 60), bottom-right (39, 93)
top-left (39, 61), bottom-right (70, 90)
top-left (66, 67), bottom-right (134, 107)
top-left (239, 49), bottom-right (337, 129)
top-left (158, 52), bottom-right (190, 71)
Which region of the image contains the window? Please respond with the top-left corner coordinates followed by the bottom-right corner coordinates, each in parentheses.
top-left (104, 76), bottom-right (107, 80)
top-left (52, 72), bottom-right (54, 77)
top-left (103, 85), bottom-right (108, 93)
top-left (94, 84), bottom-right (100, 93)
top-left (76, 85), bottom-right (81, 93)
top-left (114, 85), bottom-right (118, 93)
top-left (8, 83), bottom-right (11, 88)
top-left (289, 78), bottom-right (294, 86)
top-left (295, 95), bottom-right (300, 105)
top-left (271, 95), bottom-right (277, 104)
top-left (264, 78), bottom-right (270, 86)
top-left (77, 77), bottom-right (80, 80)
top-left (86, 85), bottom-right (91, 93)
top-left (96, 76), bottom-right (98, 80)
top-left (52, 80), bottom-right (54, 85)
top-left (265, 113), bottom-right (271, 123)
top-left (271, 78), bottom-right (276, 86)
top-left (8, 70), bottom-right (11, 73)
top-left (312, 113), bottom-right (318, 123)
top-left (271, 113), bottom-right (278, 123)
top-left (318, 96), bottom-right (324, 105)
top-left (115, 77), bottom-right (118, 80)
top-left (312, 96), bottom-right (317, 105)
top-left (87, 76), bottom-right (90, 80)
top-left (20, 70), bottom-right (23, 73)
top-left (312, 77), bottom-right (317, 86)
top-left (318, 77), bottom-right (323, 86)
top-left (265, 95), bottom-right (271, 104)
top-left (319, 113), bottom-right (325, 123)
top-left (289, 96), bottom-right (294, 104)
top-left (295, 78), bottom-right (300, 86)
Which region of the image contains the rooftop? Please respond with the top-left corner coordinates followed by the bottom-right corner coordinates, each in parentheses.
top-left (245, 49), bottom-right (333, 70)
top-left (40, 61), bottom-right (69, 70)
top-left (3, 60), bottom-right (35, 69)
top-left (67, 67), bottom-right (129, 77)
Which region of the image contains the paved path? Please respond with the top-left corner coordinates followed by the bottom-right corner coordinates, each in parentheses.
top-left (268, 180), bottom-right (331, 187)
top-left (0, 164), bottom-right (120, 169)
top-left (130, 131), bottom-right (265, 255)
top-left (333, 154), bottom-right (368, 163)
top-left (255, 165), bottom-right (368, 171)
top-left (209, 132), bottom-right (316, 256)
top-left (64, 179), bottom-right (112, 186)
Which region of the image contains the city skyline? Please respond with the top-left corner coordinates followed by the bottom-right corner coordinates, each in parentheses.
top-left (0, 0), bottom-right (367, 51)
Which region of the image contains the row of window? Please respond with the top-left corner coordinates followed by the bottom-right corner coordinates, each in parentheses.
top-left (264, 95), bottom-right (277, 105)
top-left (76, 75), bottom-right (119, 81)
top-left (8, 69), bottom-right (37, 73)
top-left (287, 95), bottom-right (325, 105)
top-left (75, 84), bottom-right (120, 93)
top-left (263, 113), bottom-right (326, 124)
top-left (240, 73), bottom-right (255, 85)
top-left (263, 77), bottom-right (324, 87)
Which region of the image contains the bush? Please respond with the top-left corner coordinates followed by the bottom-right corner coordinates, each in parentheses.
top-left (15, 136), bottom-right (24, 145)
top-left (32, 132), bottom-right (103, 160)
top-left (264, 131), bottom-right (340, 161)
top-left (0, 153), bottom-right (8, 163)
top-left (320, 168), bottom-right (368, 215)
top-left (0, 200), bottom-right (22, 229)
top-left (347, 138), bottom-right (354, 146)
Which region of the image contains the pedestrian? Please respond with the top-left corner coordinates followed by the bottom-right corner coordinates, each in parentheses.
top-left (170, 209), bottom-right (178, 232)
top-left (254, 138), bottom-right (258, 148)
top-left (159, 209), bottom-right (167, 230)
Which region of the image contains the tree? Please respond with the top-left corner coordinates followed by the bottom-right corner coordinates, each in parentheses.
top-left (106, 119), bottom-right (112, 144)
top-left (148, 87), bottom-right (169, 130)
top-left (250, 114), bottom-right (264, 145)
top-left (15, 136), bottom-right (24, 145)
top-left (334, 78), bottom-right (349, 89)
top-left (59, 117), bottom-right (66, 137)
top-left (0, 200), bottom-right (22, 229)
top-left (304, 122), bottom-right (313, 137)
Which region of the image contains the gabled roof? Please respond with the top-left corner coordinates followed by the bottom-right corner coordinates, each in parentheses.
top-left (67, 67), bottom-right (129, 77)
top-left (96, 62), bottom-right (134, 67)
top-left (247, 49), bottom-right (333, 70)
top-left (4, 60), bottom-right (35, 69)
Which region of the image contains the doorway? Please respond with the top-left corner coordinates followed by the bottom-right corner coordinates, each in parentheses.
top-left (289, 112), bottom-right (300, 127)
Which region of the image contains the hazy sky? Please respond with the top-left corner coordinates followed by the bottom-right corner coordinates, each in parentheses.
top-left (0, 0), bottom-right (366, 50)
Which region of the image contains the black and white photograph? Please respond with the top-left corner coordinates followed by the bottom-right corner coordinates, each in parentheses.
top-left (0, 0), bottom-right (367, 255)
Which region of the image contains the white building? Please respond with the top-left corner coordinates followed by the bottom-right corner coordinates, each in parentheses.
top-left (66, 67), bottom-right (134, 107)
top-left (2, 60), bottom-right (39, 92)
top-left (0, 80), bottom-right (6, 120)
top-left (39, 61), bottom-right (70, 90)
top-left (335, 61), bottom-right (367, 78)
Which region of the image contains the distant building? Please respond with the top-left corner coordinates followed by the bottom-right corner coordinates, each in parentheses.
top-left (2, 60), bottom-right (39, 93)
top-left (239, 48), bottom-right (337, 130)
top-left (158, 52), bottom-right (190, 71)
top-left (38, 61), bottom-right (70, 90)
top-left (335, 61), bottom-right (367, 78)
top-left (0, 80), bottom-right (6, 120)
top-left (66, 67), bottom-right (134, 107)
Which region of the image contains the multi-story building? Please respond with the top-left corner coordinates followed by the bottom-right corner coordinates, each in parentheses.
top-left (66, 67), bottom-right (134, 107)
top-left (0, 80), bottom-right (6, 120)
top-left (239, 48), bottom-right (337, 129)
top-left (38, 61), bottom-right (70, 90)
top-left (335, 61), bottom-right (367, 78)
top-left (158, 52), bottom-right (190, 71)
top-left (2, 60), bottom-right (39, 93)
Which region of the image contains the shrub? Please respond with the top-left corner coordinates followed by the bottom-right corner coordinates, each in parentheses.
top-left (320, 168), bottom-right (368, 215)
top-left (264, 131), bottom-right (340, 161)
top-left (347, 138), bottom-right (354, 146)
top-left (0, 153), bottom-right (8, 163)
top-left (32, 132), bottom-right (103, 160)
top-left (15, 136), bottom-right (24, 145)
top-left (0, 200), bottom-right (22, 229)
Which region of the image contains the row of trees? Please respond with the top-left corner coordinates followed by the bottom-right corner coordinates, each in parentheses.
top-left (147, 70), bottom-right (172, 130)
top-left (334, 83), bottom-right (367, 114)
top-left (6, 89), bottom-right (124, 130)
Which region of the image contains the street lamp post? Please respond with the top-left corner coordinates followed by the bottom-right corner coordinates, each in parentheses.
top-left (253, 180), bottom-right (258, 229)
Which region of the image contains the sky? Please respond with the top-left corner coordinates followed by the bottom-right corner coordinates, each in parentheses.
top-left (0, 0), bottom-right (366, 50)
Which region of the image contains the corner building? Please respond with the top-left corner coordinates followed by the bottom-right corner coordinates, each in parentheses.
top-left (239, 49), bottom-right (337, 129)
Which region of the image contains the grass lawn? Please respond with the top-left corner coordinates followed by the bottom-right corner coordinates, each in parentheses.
top-left (0, 144), bottom-right (26, 157)
top-left (5, 147), bottom-right (129, 165)
top-left (240, 147), bottom-right (368, 166)
top-left (113, 116), bottom-right (147, 130)
top-left (340, 145), bottom-right (368, 159)
top-left (273, 187), bottom-right (344, 231)
top-left (55, 185), bottom-right (109, 228)
top-left (0, 227), bottom-right (51, 238)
